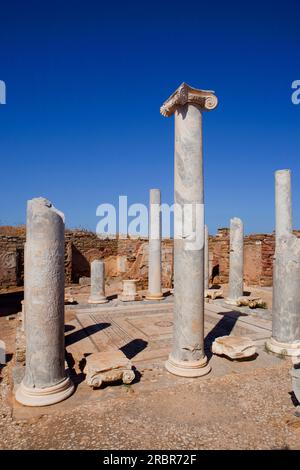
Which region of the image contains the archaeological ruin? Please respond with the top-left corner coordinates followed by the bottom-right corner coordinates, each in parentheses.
top-left (1, 83), bottom-right (300, 452)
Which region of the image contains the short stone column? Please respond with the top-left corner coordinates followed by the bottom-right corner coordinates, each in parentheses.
top-left (88, 260), bottom-right (108, 304)
top-left (118, 279), bottom-right (140, 302)
top-left (160, 83), bottom-right (218, 377)
top-left (204, 225), bottom-right (209, 290)
top-left (266, 170), bottom-right (300, 356)
top-left (16, 198), bottom-right (74, 406)
top-left (146, 189), bottom-right (163, 300)
top-left (227, 217), bottom-right (244, 303)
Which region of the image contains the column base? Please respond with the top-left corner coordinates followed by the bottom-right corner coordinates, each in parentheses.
top-left (265, 337), bottom-right (300, 357)
top-left (165, 355), bottom-right (211, 378)
top-left (15, 376), bottom-right (74, 407)
top-left (145, 292), bottom-right (164, 300)
top-left (88, 297), bottom-right (108, 304)
top-left (118, 294), bottom-right (141, 302)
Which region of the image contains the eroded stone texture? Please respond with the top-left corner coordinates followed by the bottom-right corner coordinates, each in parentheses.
top-left (15, 198), bottom-right (74, 406)
top-left (88, 260), bottom-right (108, 304)
top-left (118, 279), bottom-right (140, 302)
top-left (0, 340), bottom-right (5, 364)
top-left (275, 169), bottom-right (292, 244)
top-left (228, 218), bottom-right (244, 302)
top-left (205, 289), bottom-right (223, 300)
top-left (161, 83), bottom-right (218, 377)
top-left (204, 225), bottom-right (209, 290)
top-left (212, 336), bottom-right (256, 359)
top-left (266, 234), bottom-right (300, 355)
top-left (146, 189), bottom-right (163, 300)
top-left (84, 350), bottom-right (134, 388)
top-left (266, 170), bottom-right (300, 356)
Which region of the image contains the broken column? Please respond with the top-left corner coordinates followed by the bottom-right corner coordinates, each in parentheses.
top-left (160, 83), bottom-right (218, 377)
top-left (227, 217), bottom-right (244, 303)
top-left (118, 279), bottom-right (140, 302)
top-left (88, 260), bottom-right (108, 304)
top-left (204, 225), bottom-right (209, 290)
top-left (266, 170), bottom-right (300, 356)
top-left (16, 198), bottom-right (74, 406)
top-left (146, 189), bottom-right (163, 300)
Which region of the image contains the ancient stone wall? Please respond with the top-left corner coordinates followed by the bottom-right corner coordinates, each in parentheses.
top-left (2, 226), bottom-right (300, 291)
top-left (0, 228), bottom-right (173, 290)
top-left (0, 228), bottom-right (26, 288)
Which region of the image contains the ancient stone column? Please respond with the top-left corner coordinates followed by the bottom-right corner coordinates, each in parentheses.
top-left (227, 217), bottom-right (244, 303)
top-left (146, 189), bottom-right (163, 300)
top-left (88, 260), bottom-right (108, 304)
top-left (118, 279), bottom-right (140, 302)
top-left (16, 198), bottom-right (74, 406)
top-left (204, 225), bottom-right (209, 290)
top-left (275, 169), bottom-right (292, 244)
top-left (160, 83), bottom-right (218, 377)
top-left (266, 170), bottom-right (300, 356)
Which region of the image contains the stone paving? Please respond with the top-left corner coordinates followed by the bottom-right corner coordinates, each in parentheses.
top-left (1, 289), bottom-right (300, 449)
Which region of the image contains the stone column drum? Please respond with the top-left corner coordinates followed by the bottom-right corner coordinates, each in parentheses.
top-left (88, 260), bottom-right (108, 304)
top-left (16, 198), bottom-right (74, 406)
top-left (160, 83), bottom-right (218, 377)
top-left (266, 170), bottom-right (300, 356)
top-left (227, 217), bottom-right (244, 303)
top-left (146, 189), bottom-right (163, 300)
top-left (204, 225), bottom-right (209, 290)
top-left (118, 279), bottom-right (140, 302)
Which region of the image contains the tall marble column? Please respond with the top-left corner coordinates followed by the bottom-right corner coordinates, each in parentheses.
top-left (88, 260), bottom-right (108, 304)
top-left (16, 198), bottom-right (74, 406)
top-left (266, 170), bottom-right (300, 356)
top-left (146, 189), bottom-right (163, 300)
top-left (204, 225), bottom-right (209, 290)
top-left (227, 217), bottom-right (244, 303)
top-left (275, 169), bottom-right (292, 244)
top-left (160, 83), bottom-right (218, 377)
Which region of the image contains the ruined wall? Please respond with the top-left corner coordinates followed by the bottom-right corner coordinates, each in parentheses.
top-left (0, 228), bottom-right (173, 290)
top-left (3, 225), bottom-right (300, 291)
top-left (210, 230), bottom-right (277, 287)
top-left (0, 228), bottom-right (26, 288)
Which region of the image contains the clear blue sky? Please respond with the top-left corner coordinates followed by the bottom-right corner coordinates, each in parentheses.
top-left (0, 0), bottom-right (299, 235)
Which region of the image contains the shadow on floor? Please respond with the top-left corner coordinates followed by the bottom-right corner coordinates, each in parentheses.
top-left (204, 312), bottom-right (242, 360)
top-left (120, 338), bottom-right (148, 360)
top-left (65, 322), bottom-right (111, 347)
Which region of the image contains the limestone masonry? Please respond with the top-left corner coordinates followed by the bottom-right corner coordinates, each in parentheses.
top-left (2, 225), bottom-right (300, 292)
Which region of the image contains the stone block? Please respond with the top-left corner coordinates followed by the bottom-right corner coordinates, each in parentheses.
top-left (212, 335), bottom-right (256, 359)
top-left (84, 350), bottom-right (135, 388)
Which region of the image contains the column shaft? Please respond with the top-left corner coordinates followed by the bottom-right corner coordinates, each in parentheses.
top-left (204, 225), bottom-right (209, 290)
top-left (275, 169), bottom-right (292, 244)
top-left (88, 260), bottom-right (108, 304)
top-left (16, 198), bottom-right (74, 406)
top-left (266, 169), bottom-right (300, 356)
top-left (228, 217), bottom-right (244, 301)
top-left (146, 189), bottom-right (163, 300)
top-left (166, 104), bottom-right (209, 376)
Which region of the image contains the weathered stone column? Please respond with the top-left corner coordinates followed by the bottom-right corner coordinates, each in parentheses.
top-left (227, 217), bottom-right (244, 303)
top-left (204, 225), bottom-right (209, 290)
top-left (266, 170), bottom-right (300, 356)
top-left (275, 169), bottom-right (292, 244)
top-left (16, 198), bottom-right (74, 406)
top-left (160, 83), bottom-right (218, 377)
top-left (118, 279), bottom-right (140, 302)
top-left (146, 189), bottom-right (163, 300)
top-left (88, 260), bottom-right (108, 304)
